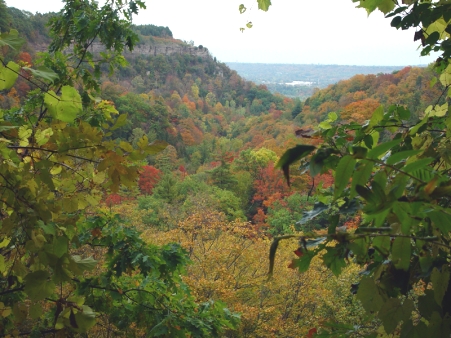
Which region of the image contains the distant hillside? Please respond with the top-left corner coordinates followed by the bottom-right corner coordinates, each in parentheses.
top-left (226, 63), bottom-right (408, 100)
top-left (296, 66), bottom-right (443, 126)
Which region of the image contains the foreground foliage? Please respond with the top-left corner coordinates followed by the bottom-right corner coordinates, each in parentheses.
top-left (269, 0), bottom-right (451, 336)
top-left (0, 0), bottom-right (238, 335)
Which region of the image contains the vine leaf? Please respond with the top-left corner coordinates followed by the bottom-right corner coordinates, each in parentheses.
top-left (0, 61), bottom-right (20, 90)
top-left (257, 0), bottom-right (271, 11)
top-left (276, 145), bottom-right (316, 186)
top-left (334, 155), bottom-right (356, 200)
top-left (378, 298), bottom-right (414, 334)
top-left (44, 86), bottom-right (82, 123)
top-left (24, 270), bottom-right (56, 301)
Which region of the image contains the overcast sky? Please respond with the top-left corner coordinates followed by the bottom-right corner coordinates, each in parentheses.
top-left (7, 0), bottom-right (438, 66)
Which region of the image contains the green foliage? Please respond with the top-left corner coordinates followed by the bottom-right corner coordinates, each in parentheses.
top-left (270, 1), bottom-right (451, 336)
top-left (0, 2), bottom-right (239, 335)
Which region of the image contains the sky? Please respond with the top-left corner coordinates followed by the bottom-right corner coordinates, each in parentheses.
top-left (6, 0), bottom-right (438, 66)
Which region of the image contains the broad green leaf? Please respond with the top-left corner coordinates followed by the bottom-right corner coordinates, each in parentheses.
top-left (368, 139), bottom-right (401, 159)
top-left (322, 247), bottom-right (346, 276)
top-left (29, 303), bottom-right (42, 320)
top-left (44, 86), bottom-right (82, 123)
top-left (386, 150), bottom-right (421, 165)
top-left (328, 111), bottom-right (338, 121)
top-left (24, 270), bottom-right (56, 301)
top-left (392, 237), bottom-right (411, 271)
top-left (62, 197), bottom-right (79, 213)
top-left (368, 105), bottom-right (384, 128)
top-left (355, 184), bottom-right (378, 204)
top-left (296, 252), bottom-right (314, 273)
top-left (351, 160), bottom-right (373, 199)
top-left (110, 114), bottom-right (127, 131)
top-left (0, 61), bottom-right (20, 90)
top-left (319, 120), bottom-right (332, 129)
top-left (349, 237), bottom-right (369, 262)
top-left (392, 202), bottom-right (412, 234)
top-left (357, 276), bottom-right (386, 312)
top-left (72, 255), bottom-right (97, 271)
top-left (257, 0), bottom-right (271, 11)
top-left (431, 265), bottom-right (450, 305)
top-left (373, 236), bottom-right (391, 256)
top-left (35, 128), bottom-right (54, 146)
top-left (145, 140), bottom-right (168, 154)
top-left (440, 64), bottom-right (451, 86)
top-left (51, 236), bottom-right (68, 258)
top-left (0, 29), bottom-right (25, 50)
top-left (428, 103), bottom-right (448, 117)
top-left (403, 158), bottom-right (434, 173)
top-left (334, 155), bottom-right (356, 199)
top-left (73, 305), bottom-right (96, 332)
top-left (418, 290), bottom-right (441, 320)
top-left (378, 298), bottom-right (414, 334)
top-left (428, 210), bottom-right (451, 233)
top-left (23, 66), bottom-right (59, 83)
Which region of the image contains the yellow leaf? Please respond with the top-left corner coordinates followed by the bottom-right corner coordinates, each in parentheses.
top-left (92, 171), bottom-right (105, 184)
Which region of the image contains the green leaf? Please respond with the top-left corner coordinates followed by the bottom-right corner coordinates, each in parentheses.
top-left (431, 265), bottom-right (450, 305)
top-left (0, 29), bottom-right (26, 50)
top-left (110, 114), bottom-right (128, 131)
top-left (392, 237), bottom-right (411, 271)
top-left (24, 270), bottom-right (56, 301)
top-left (373, 236), bottom-right (391, 256)
top-left (355, 184), bottom-right (378, 204)
top-left (44, 86), bottom-right (82, 123)
top-left (368, 139), bottom-right (402, 159)
top-left (0, 61), bottom-right (20, 90)
top-left (257, 0), bottom-right (271, 11)
top-left (322, 247), bottom-right (346, 276)
top-left (334, 155), bottom-right (356, 199)
top-left (392, 202), bottom-right (412, 235)
top-left (23, 66), bottom-right (59, 83)
top-left (403, 158), bottom-right (434, 173)
top-left (73, 305), bottom-right (96, 332)
top-left (72, 255), bottom-right (97, 272)
top-left (296, 251), bottom-right (314, 273)
top-left (428, 210), bottom-right (451, 233)
top-left (378, 298), bottom-right (414, 334)
top-left (276, 145), bottom-right (315, 186)
top-left (29, 303), bottom-right (42, 320)
top-left (386, 150), bottom-right (421, 165)
top-left (351, 160), bottom-right (373, 199)
top-left (367, 105), bottom-right (384, 128)
top-left (145, 140), bottom-right (168, 154)
top-left (357, 276), bottom-right (386, 312)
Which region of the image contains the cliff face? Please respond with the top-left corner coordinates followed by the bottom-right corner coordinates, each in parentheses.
top-left (49, 41), bottom-right (211, 59)
top-left (125, 43), bottom-right (209, 58)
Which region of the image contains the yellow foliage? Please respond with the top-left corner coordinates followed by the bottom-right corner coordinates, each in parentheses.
top-left (139, 209), bottom-right (365, 337)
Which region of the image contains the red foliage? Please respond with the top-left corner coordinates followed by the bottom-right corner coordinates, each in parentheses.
top-left (105, 194), bottom-right (122, 207)
top-left (252, 162), bottom-right (290, 226)
top-left (307, 328), bottom-right (317, 338)
top-left (17, 52), bottom-right (32, 66)
top-left (138, 165), bottom-right (162, 195)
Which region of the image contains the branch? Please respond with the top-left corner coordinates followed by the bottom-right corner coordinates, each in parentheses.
top-left (0, 286), bottom-right (24, 296)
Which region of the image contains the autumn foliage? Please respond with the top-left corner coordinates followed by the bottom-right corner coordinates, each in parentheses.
top-left (138, 165), bottom-right (162, 195)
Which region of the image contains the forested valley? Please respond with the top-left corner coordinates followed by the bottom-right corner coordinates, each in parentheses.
top-left (2, 0), bottom-right (451, 337)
